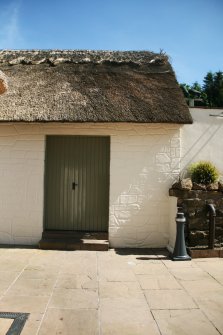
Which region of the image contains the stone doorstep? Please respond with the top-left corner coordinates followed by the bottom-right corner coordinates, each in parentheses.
top-left (42, 230), bottom-right (108, 240)
top-left (189, 248), bottom-right (223, 258)
top-left (39, 239), bottom-right (109, 251)
top-left (39, 231), bottom-right (109, 251)
top-left (39, 238), bottom-right (109, 251)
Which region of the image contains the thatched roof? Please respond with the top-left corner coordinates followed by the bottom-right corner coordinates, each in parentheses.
top-left (0, 50), bottom-right (192, 123)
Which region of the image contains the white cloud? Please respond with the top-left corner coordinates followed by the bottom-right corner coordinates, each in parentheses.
top-left (0, 1), bottom-right (24, 49)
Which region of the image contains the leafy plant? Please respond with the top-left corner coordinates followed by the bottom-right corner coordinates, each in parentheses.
top-left (188, 161), bottom-right (219, 185)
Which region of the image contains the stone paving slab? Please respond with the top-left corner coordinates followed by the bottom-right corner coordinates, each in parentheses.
top-left (145, 289), bottom-right (197, 309)
top-left (55, 273), bottom-right (98, 290)
top-left (136, 273), bottom-right (182, 289)
top-left (195, 289), bottom-right (223, 334)
top-left (152, 309), bottom-right (220, 335)
top-left (0, 248), bottom-right (222, 334)
top-left (0, 295), bottom-right (49, 314)
top-left (100, 297), bottom-right (159, 335)
top-left (38, 309), bottom-right (99, 335)
top-left (20, 313), bottom-right (43, 335)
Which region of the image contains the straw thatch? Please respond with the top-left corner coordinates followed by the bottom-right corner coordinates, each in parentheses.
top-left (0, 70), bottom-right (8, 95)
top-left (0, 50), bottom-right (192, 123)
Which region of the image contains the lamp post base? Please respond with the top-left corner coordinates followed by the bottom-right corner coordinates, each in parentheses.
top-left (171, 254), bottom-right (191, 261)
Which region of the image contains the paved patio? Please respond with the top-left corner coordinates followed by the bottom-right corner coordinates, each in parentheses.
top-left (0, 248), bottom-right (222, 335)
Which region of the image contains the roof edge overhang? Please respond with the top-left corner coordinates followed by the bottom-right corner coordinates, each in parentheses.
top-left (0, 119), bottom-right (193, 125)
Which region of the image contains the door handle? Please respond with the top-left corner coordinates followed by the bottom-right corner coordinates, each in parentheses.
top-left (72, 182), bottom-right (78, 190)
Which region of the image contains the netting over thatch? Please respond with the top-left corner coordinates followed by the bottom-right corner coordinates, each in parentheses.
top-left (0, 50), bottom-right (192, 123)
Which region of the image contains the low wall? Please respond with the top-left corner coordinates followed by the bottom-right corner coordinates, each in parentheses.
top-left (170, 189), bottom-right (223, 248)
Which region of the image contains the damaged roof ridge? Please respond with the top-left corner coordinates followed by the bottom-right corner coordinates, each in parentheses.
top-left (0, 49), bottom-right (192, 124)
top-left (0, 49), bottom-right (169, 66)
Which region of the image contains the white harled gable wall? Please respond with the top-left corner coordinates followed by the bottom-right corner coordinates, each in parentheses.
top-left (168, 108), bottom-right (223, 250)
top-left (0, 123), bottom-right (180, 247)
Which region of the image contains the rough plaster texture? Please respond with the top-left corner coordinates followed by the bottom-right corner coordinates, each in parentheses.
top-left (168, 108), bottom-right (223, 250)
top-left (0, 123), bottom-right (180, 247)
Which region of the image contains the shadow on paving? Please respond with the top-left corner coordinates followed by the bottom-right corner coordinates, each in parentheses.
top-left (114, 248), bottom-right (170, 260)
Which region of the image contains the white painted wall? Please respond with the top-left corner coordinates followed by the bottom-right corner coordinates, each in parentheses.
top-left (0, 123), bottom-right (180, 247)
top-left (168, 108), bottom-right (223, 250)
top-left (182, 108), bottom-right (223, 174)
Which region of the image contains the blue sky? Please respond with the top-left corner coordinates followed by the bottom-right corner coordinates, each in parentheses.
top-left (0, 0), bottom-right (222, 85)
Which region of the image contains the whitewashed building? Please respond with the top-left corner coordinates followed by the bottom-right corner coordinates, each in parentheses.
top-left (0, 50), bottom-right (192, 249)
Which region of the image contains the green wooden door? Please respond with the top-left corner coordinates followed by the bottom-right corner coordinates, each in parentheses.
top-left (44, 136), bottom-right (110, 231)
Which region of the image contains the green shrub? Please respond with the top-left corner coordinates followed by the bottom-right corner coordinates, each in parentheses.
top-left (188, 161), bottom-right (219, 185)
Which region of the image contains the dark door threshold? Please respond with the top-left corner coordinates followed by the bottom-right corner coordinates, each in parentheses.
top-left (39, 230), bottom-right (109, 251)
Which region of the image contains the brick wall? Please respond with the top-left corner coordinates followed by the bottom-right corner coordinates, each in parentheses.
top-left (0, 123), bottom-right (181, 247)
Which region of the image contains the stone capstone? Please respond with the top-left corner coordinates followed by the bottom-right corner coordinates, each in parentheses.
top-left (192, 182), bottom-right (206, 191)
top-left (172, 178), bottom-right (193, 191)
top-left (172, 179), bottom-right (222, 193)
top-left (207, 182), bottom-right (219, 191)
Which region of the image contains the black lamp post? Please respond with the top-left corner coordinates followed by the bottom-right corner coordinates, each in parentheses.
top-left (172, 208), bottom-right (191, 261)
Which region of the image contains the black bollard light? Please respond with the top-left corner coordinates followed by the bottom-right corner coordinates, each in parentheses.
top-left (172, 208), bottom-right (191, 261)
